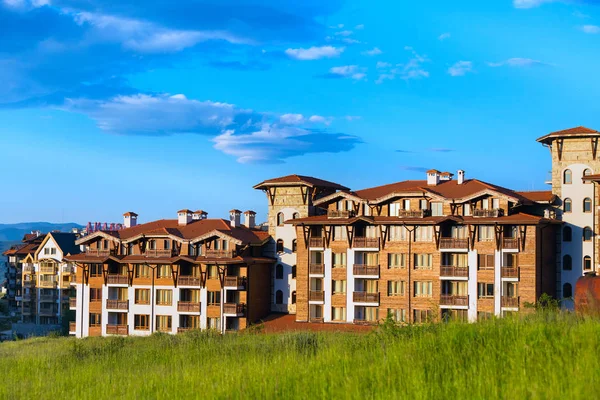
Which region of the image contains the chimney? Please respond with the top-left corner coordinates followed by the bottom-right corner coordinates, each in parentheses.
top-left (439, 172), bottom-right (454, 182)
top-left (192, 210), bottom-right (208, 220)
top-left (230, 209), bottom-right (242, 228)
top-left (123, 212), bottom-right (138, 228)
top-left (243, 210), bottom-right (256, 229)
top-left (426, 169), bottom-right (441, 186)
top-left (177, 209), bottom-right (193, 226)
top-left (457, 170), bottom-right (465, 185)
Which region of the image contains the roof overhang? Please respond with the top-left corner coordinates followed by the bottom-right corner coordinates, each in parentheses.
top-left (190, 229), bottom-right (243, 245)
top-left (313, 191), bottom-right (365, 207)
top-left (76, 231), bottom-right (121, 246)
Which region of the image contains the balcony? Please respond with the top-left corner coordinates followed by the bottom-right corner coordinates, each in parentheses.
top-left (473, 208), bottom-right (504, 218)
top-left (178, 276), bottom-right (201, 286)
top-left (86, 249), bottom-right (115, 257)
top-left (502, 238), bottom-right (519, 250)
top-left (309, 237), bottom-right (324, 248)
top-left (353, 237), bottom-right (379, 248)
top-left (39, 294), bottom-right (57, 302)
top-left (177, 327), bottom-right (198, 333)
top-left (39, 265), bottom-right (56, 274)
top-left (62, 265), bottom-right (75, 274)
top-left (205, 250), bottom-right (235, 258)
top-left (439, 238), bottom-right (469, 250)
top-left (328, 210), bottom-right (355, 218)
top-left (501, 267), bottom-right (519, 279)
top-left (39, 308), bottom-right (57, 317)
top-left (106, 299), bottom-right (129, 310)
top-left (398, 209), bottom-right (431, 218)
top-left (69, 298), bottom-right (77, 309)
top-left (23, 280), bottom-right (35, 288)
top-left (309, 263), bottom-right (324, 275)
top-left (440, 295), bottom-right (469, 306)
top-left (23, 264), bottom-right (34, 274)
top-left (107, 274), bottom-right (128, 285)
top-left (353, 292), bottom-right (380, 303)
top-left (353, 264), bottom-right (380, 276)
top-left (106, 325), bottom-right (128, 335)
top-left (501, 296), bottom-right (520, 308)
top-left (440, 265), bottom-right (469, 278)
top-left (223, 303), bottom-right (246, 316)
top-left (309, 290), bottom-right (324, 302)
top-left (224, 276), bottom-right (246, 289)
top-left (69, 322), bottom-right (76, 334)
top-left (177, 301), bottom-right (201, 312)
top-left (38, 281), bottom-right (57, 289)
top-left (22, 307), bottom-right (32, 315)
top-left (145, 249), bottom-right (174, 258)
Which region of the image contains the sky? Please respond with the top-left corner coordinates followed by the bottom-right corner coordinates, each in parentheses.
top-left (1, 0), bottom-right (600, 225)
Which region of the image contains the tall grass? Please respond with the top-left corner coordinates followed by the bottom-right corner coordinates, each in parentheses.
top-left (1, 313), bottom-right (599, 399)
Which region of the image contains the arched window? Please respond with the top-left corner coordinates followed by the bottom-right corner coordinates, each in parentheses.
top-left (293, 212), bottom-right (300, 219)
top-left (292, 265), bottom-right (296, 279)
top-left (275, 290), bottom-right (283, 304)
top-left (275, 264), bottom-right (283, 279)
top-left (584, 198), bottom-right (592, 213)
top-left (563, 198), bottom-right (572, 213)
top-left (276, 239), bottom-right (284, 253)
top-left (583, 227), bottom-right (593, 241)
top-left (563, 226), bottom-right (572, 242)
top-left (277, 212), bottom-right (284, 226)
top-left (291, 291), bottom-right (296, 304)
top-left (563, 254), bottom-right (572, 270)
top-left (292, 239), bottom-right (297, 253)
top-left (584, 256), bottom-right (592, 270)
top-left (564, 169), bottom-right (572, 184)
top-left (563, 283), bottom-right (572, 298)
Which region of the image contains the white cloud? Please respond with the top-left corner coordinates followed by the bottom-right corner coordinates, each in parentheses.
top-left (448, 61), bottom-right (473, 76)
top-left (308, 115), bottom-right (333, 125)
top-left (334, 30), bottom-right (353, 37)
top-left (438, 32), bottom-right (451, 41)
top-left (362, 47), bottom-right (382, 56)
top-left (2, 0), bottom-right (49, 8)
top-left (573, 11), bottom-right (590, 19)
top-left (355, 24), bottom-right (365, 30)
top-left (345, 115), bottom-right (361, 121)
top-left (341, 38), bottom-right (362, 44)
top-left (582, 25), bottom-right (600, 34)
top-left (513, 0), bottom-right (554, 8)
top-left (376, 61), bottom-right (392, 69)
top-left (374, 47), bottom-right (430, 83)
top-left (285, 45), bottom-right (344, 60)
top-left (487, 58), bottom-right (547, 67)
top-left (328, 65), bottom-right (367, 80)
top-left (279, 113), bottom-right (305, 125)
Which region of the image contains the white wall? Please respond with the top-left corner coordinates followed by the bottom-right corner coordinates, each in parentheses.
top-left (273, 207), bottom-right (299, 313)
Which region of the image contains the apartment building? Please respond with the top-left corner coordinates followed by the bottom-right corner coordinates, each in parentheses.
top-left (67, 210), bottom-right (274, 337)
top-left (258, 169), bottom-right (560, 324)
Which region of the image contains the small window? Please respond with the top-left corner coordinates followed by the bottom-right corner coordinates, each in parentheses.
top-left (276, 239), bottom-right (284, 253)
top-left (277, 212), bottom-right (284, 226)
top-left (584, 169), bottom-right (592, 180)
top-left (164, 240), bottom-right (171, 250)
top-left (275, 290), bottom-right (283, 304)
top-left (584, 256), bottom-right (592, 270)
top-left (564, 169), bottom-right (572, 184)
top-left (584, 227), bottom-right (593, 241)
top-left (292, 265), bottom-right (296, 279)
top-left (275, 264), bottom-right (283, 279)
top-left (563, 226), bottom-right (572, 242)
top-left (563, 283), bottom-right (573, 298)
top-left (292, 239), bottom-right (297, 253)
top-left (563, 255), bottom-right (572, 271)
top-left (563, 198), bottom-right (572, 213)
top-left (584, 198), bottom-right (592, 213)
top-left (291, 291), bottom-right (296, 304)
top-left (293, 212), bottom-right (300, 219)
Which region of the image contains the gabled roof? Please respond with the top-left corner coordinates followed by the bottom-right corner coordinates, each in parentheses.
top-left (516, 190), bottom-right (556, 204)
top-left (253, 174), bottom-right (349, 190)
top-left (48, 232), bottom-right (81, 256)
top-left (537, 126), bottom-right (600, 144)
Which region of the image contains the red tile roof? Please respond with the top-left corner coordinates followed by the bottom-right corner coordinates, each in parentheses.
top-left (537, 126), bottom-right (600, 144)
top-left (516, 190), bottom-right (555, 203)
top-left (253, 174), bottom-right (349, 190)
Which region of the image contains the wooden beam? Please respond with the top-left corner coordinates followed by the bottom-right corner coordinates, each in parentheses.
top-left (267, 187), bottom-right (277, 206)
top-left (324, 225), bottom-right (332, 248)
top-left (127, 263), bottom-right (134, 286)
top-left (593, 137), bottom-right (598, 160)
top-left (433, 225), bottom-right (441, 250)
top-left (494, 224), bottom-right (503, 251)
top-left (302, 225), bottom-right (310, 246)
top-left (519, 225), bottom-right (527, 251)
top-left (379, 225), bottom-right (389, 250)
top-left (300, 186), bottom-right (309, 205)
top-left (171, 264), bottom-right (179, 288)
top-left (468, 225), bottom-right (477, 250)
top-left (346, 225), bottom-right (354, 248)
top-left (557, 139), bottom-right (564, 161)
top-left (102, 263), bottom-right (109, 286)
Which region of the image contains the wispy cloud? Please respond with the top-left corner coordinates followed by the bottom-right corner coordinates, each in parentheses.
top-left (487, 58), bottom-right (549, 67)
top-left (280, 114), bottom-right (305, 125)
top-left (362, 47), bottom-right (382, 56)
top-left (334, 30), bottom-right (353, 37)
top-left (375, 47), bottom-right (430, 83)
top-left (285, 45), bottom-right (345, 60)
top-left (448, 61), bottom-right (473, 77)
top-left (582, 25), bottom-right (600, 34)
top-left (573, 10), bottom-right (591, 18)
top-left (345, 115), bottom-right (362, 121)
top-left (319, 65), bottom-right (367, 80)
top-left (395, 150), bottom-right (416, 153)
top-left (430, 148), bottom-right (455, 153)
top-left (513, 0), bottom-right (553, 9)
top-left (399, 166), bottom-right (429, 173)
top-left (438, 32), bottom-right (451, 41)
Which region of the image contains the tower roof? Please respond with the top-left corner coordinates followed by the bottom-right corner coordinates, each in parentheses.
top-left (537, 126), bottom-right (600, 144)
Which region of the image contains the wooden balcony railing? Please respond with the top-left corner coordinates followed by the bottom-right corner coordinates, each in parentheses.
top-left (309, 237), bottom-right (324, 247)
top-left (39, 294), bottom-right (56, 302)
top-left (353, 264), bottom-right (380, 276)
top-left (23, 280), bottom-right (35, 288)
top-left (309, 317), bottom-right (324, 323)
top-left (309, 290), bottom-right (325, 302)
top-left (23, 265), bottom-right (33, 274)
top-left (309, 263), bottom-right (324, 275)
top-left (440, 295), bottom-right (469, 306)
top-left (473, 208), bottom-right (504, 218)
top-left (502, 238), bottom-right (519, 249)
top-left (501, 267), bottom-right (519, 278)
top-left (39, 308), bottom-right (57, 316)
top-left (107, 274), bottom-right (128, 284)
top-left (106, 299), bottom-right (129, 310)
top-left (440, 265), bottom-right (469, 278)
top-left (40, 266), bottom-right (56, 274)
top-left (86, 249), bottom-right (115, 257)
top-left (69, 298), bottom-right (77, 308)
top-left (501, 296), bottom-right (520, 308)
top-left (328, 210), bottom-right (355, 218)
top-left (353, 292), bottom-right (380, 303)
top-left (353, 237), bottom-right (380, 248)
top-left (398, 210), bottom-right (431, 218)
top-left (106, 325), bottom-right (128, 335)
top-left (145, 249), bottom-right (174, 258)
top-left (223, 303), bottom-right (246, 315)
top-left (177, 301), bottom-right (201, 312)
top-left (439, 238), bottom-right (469, 249)
top-left (224, 276), bottom-right (246, 288)
top-left (178, 276), bottom-right (201, 286)
top-left (62, 265), bottom-right (75, 274)
top-left (205, 250), bottom-right (235, 258)
top-left (38, 281), bottom-right (57, 289)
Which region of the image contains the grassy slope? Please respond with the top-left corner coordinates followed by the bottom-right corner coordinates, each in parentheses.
top-left (1, 313), bottom-right (599, 399)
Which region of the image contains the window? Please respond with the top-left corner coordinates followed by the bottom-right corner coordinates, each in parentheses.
top-left (157, 265), bottom-right (172, 278)
top-left (413, 281), bottom-right (432, 297)
top-left (89, 313), bottom-right (101, 327)
top-left (333, 226), bottom-right (347, 241)
top-left (387, 309), bottom-right (407, 323)
top-left (463, 203), bottom-right (471, 216)
top-left (419, 199), bottom-right (428, 210)
top-left (478, 226), bottom-right (494, 241)
top-left (584, 256), bottom-right (592, 270)
top-left (333, 253), bottom-right (347, 268)
top-left (363, 307), bottom-right (379, 322)
top-left (207, 291), bottom-right (221, 305)
top-left (164, 240), bottom-right (171, 250)
top-left (477, 283), bottom-right (494, 298)
top-left (127, 244), bottom-right (133, 255)
top-left (387, 280), bottom-right (405, 296)
top-left (584, 198), bottom-right (592, 213)
top-left (291, 291), bottom-right (296, 304)
top-left (135, 265), bottom-right (150, 278)
top-left (44, 248), bottom-right (49, 255)
top-left (90, 264), bottom-right (103, 277)
top-left (207, 265), bottom-right (219, 279)
top-left (563, 198), bottom-right (572, 213)
top-left (413, 309), bottom-right (432, 323)
top-left (149, 240), bottom-right (156, 250)
top-left (388, 253), bottom-right (406, 269)
top-left (89, 288), bottom-right (102, 302)
top-left (389, 202), bottom-right (401, 217)
top-left (275, 264), bottom-right (283, 279)
top-left (277, 212), bottom-right (284, 226)
top-left (563, 226), bottom-right (572, 242)
top-left (156, 315), bottom-right (172, 332)
top-left (564, 169), bottom-right (572, 184)
top-left (414, 254), bottom-right (432, 269)
top-left (389, 225), bottom-right (407, 241)
top-left (293, 212), bottom-right (300, 219)
top-left (584, 227), bottom-right (593, 241)
top-left (292, 239), bottom-right (297, 253)
top-left (222, 240), bottom-right (229, 251)
top-left (332, 307), bottom-right (346, 321)
top-left (275, 290), bottom-right (283, 304)
top-left (51, 248), bottom-right (57, 255)
top-left (563, 255), bottom-right (572, 271)
top-left (584, 168), bottom-right (592, 178)
top-left (292, 265), bottom-right (296, 279)
top-left (403, 199), bottom-right (411, 210)
top-left (276, 239), bottom-right (284, 253)
top-left (492, 198), bottom-right (500, 210)
top-left (431, 202), bottom-right (443, 217)
top-left (414, 226), bottom-right (433, 242)
top-left (563, 283), bottom-right (573, 298)
top-left (155, 289), bottom-right (172, 306)
top-left (332, 280), bottom-right (347, 294)
top-left (135, 289), bottom-right (150, 305)
top-left (134, 314), bottom-right (150, 331)
top-left (481, 199), bottom-right (489, 210)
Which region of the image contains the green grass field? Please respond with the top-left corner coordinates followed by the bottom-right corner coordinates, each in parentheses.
top-left (1, 312), bottom-right (599, 399)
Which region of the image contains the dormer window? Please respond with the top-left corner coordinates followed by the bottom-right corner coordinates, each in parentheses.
top-left (403, 199), bottom-right (410, 210)
top-left (431, 202), bottom-right (443, 217)
top-left (164, 240), bottom-right (171, 250)
top-left (492, 199), bottom-right (500, 209)
top-left (482, 199), bottom-right (489, 210)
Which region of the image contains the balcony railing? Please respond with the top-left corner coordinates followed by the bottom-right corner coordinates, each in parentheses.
top-left (62, 265), bottom-right (75, 274)
top-left (38, 281), bottom-right (57, 289)
top-left (205, 250), bottom-right (235, 258)
top-left (39, 294), bottom-right (57, 302)
top-left (440, 265), bottom-right (469, 278)
top-left (439, 238), bottom-right (469, 249)
top-left (177, 327), bottom-right (198, 333)
top-left (106, 299), bottom-right (129, 310)
top-left (397, 209), bottom-right (431, 218)
top-left (353, 264), bottom-right (380, 276)
top-left (177, 301), bottom-right (201, 312)
top-left (69, 298), bottom-right (77, 308)
top-left (224, 276), bottom-right (246, 288)
top-left (328, 210), bottom-right (355, 218)
top-left (178, 276), bottom-right (201, 286)
top-left (40, 266), bottom-right (56, 274)
top-left (106, 325), bottom-right (128, 335)
top-left (223, 303), bottom-right (246, 315)
top-left (86, 249), bottom-right (115, 257)
top-left (69, 321), bottom-right (76, 333)
top-left (501, 296), bottom-right (520, 308)
top-left (145, 249), bottom-right (174, 258)
top-left (22, 264), bottom-right (34, 273)
top-left (353, 237), bottom-right (379, 248)
top-left (440, 295), bottom-right (469, 306)
top-left (107, 274), bottom-right (128, 284)
top-left (502, 238), bottom-right (519, 249)
top-left (309, 263), bottom-right (325, 275)
top-left (39, 308), bottom-right (57, 316)
top-left (309, 290), bottom-right (324, 302)
top-left (473, 208), bottom-right (504, 218)
top-left (501, 267), bottom-right (519, 278)
top-left (23, 280), bottom-right (35, 288)
top-left (353, 292), bottom-right (380, 303)
top-left (309, 317), bottom-right (324, 323)
top-left (309, 237), bottom-right (324, 247)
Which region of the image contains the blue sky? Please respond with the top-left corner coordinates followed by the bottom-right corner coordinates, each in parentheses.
top-left (1, 0), bottom-right (600, 225)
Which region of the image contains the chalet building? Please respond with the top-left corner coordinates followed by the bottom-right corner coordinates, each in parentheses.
top-left (257, 170), bottom-right (560, 324)
top-left (66, 210), bottom-right (274, 337)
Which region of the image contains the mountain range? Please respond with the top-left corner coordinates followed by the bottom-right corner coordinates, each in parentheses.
top-left (0, 222), bottom-right (83, 255)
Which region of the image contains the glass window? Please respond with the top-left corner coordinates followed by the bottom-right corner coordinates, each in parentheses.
top-left (477, 283), bottom-right (494, 298)
top-left (135, 265), bottom-right (150, 278)
top-left (332, 280), bottom-right (347, 294)
top-left (387, 308), bottom-right (407, 322)
top-left (207, 265), bottom-right (219, 279)
top-left (332, 253), bottom-right (347, 268)
top-left (207, 291), bottom-right (221, 305)
top-left (155, 289), bottom-right (172, 306)
top-left (292, 240), bottom-right (297, 253)
top-left (389, 226), bottom-right (407, 241)
top-left (583, 169), bottom-right (592, 180)
top-left (431, 202), bottom-right (443, 217)
top-left (388, 253), bottom-right (406, 269)
top-left (277, 213), bottom-right (284, 226)
top-left (276, 239), bottom-right (284, 253)
top-left (89, 313), bottom-right (101, 327)
top-left (563, 227), bottom-right (572, 242)
top-left (413, 281), bottom-right (432, 297)
top-left (413, 254), bottom-right (432, 269)
top-left (584, 256), bottom-right (592, 270)
top-left (293, 212), bottom-right (300, 219)
top-left (584, 198), bottom-right (592, 213)
top-left (563, 198), bottom-right (572, 213)
top-left (478, 226), bottom-right (494, 241)
top-left (156, 315), bottom-right (172, 332)
top-left (415, 226), bottom-right (433, 242)
top-left (564, 169), bottom-right (572, 184)
top-left (583, 227), bottom-right (593, 241)
top-left (387, 280), bottom-right (405, 296)
top-left (275, 264), bottom-right (283, 279)
top-left (275, 290), bottom-right (283, 304)
top-left (157, 265), bottom-right (172, 278)
top-left (135, 289), bottom-right (150, 304)
top-left (563, 283), bottom-right (573, 298)
top-left (134, 314), bottom-right (150, 331)
top-left (292, 265), bottom-right (296, 279)
top-left (563, 255), bottom-right (572, 271)
top-left (333, 226), bottom-right (347, 241)
top-left (332, 307), bottom-right (346, 321)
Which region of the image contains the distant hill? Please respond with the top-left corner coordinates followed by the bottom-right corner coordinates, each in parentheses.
top-left (0, 222), bottom-right (83, 255)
